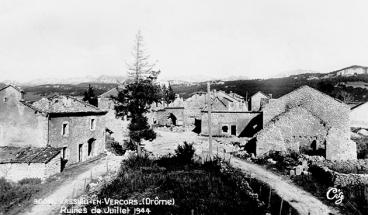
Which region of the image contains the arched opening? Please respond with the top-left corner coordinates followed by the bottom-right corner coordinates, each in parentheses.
top-left (168, 113), bottom-right (177, 126)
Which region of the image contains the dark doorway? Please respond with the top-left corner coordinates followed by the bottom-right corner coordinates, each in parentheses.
top-left (61, 147), bottom-right (68, 171)
top-left (231, 125), bottom-right (237, 136)
top-left (311, 140), bottom-right (317, 151)
top-left (79, 144), bottom-right (83, 162)
top-left (168, 113), bottom-right (177, 126)
top-left (193, 119), bottom-right (201, 134)
top-left (88, 138), bottom-right (95, 156)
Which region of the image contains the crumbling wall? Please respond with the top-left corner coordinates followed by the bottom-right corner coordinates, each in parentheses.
top-left (183, 94), bottom-right (207, 125)
top-left (250, 92), bottom-right (269, 111)
top-left (155, 108), bottom-right (185, 126)
top-left (256, 107), bottom-right (327, 156)
top-left (0, 87), bottom-right (48, 147)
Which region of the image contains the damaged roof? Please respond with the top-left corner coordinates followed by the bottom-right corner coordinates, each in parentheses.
top-left (0, 146), bottom-right (61, 164)
top-left (98, 87), bottom-right (121, 98)
top-left (0, 84), bottom-right (24, 93)
top-left (32, 95), bottom-right (107, 115)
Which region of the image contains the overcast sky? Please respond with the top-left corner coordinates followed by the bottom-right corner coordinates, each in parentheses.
top-left (1, 0), bottom-right (368, 82)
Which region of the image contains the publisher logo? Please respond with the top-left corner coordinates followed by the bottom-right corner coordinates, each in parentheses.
top-left (326, 188), bottom-right (344, 205)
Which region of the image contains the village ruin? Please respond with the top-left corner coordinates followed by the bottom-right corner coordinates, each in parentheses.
top-left (0, 83), bottom-right (360, 182)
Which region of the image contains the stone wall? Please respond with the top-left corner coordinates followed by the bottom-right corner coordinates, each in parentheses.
top-left (0, 87), bottom-right (48, 147)
top-left (0, 154), bottom-right (60, 182)
top-left (48, 115), bottom-right (105, 165)
top-left (0, 163), bottom-right (45, 182)
top-left (45, 155), bottom-right (61, 178)
top-left (310, 161), bottom-right (368, 187)
top-left (250, 92), bottom-right (268, 111)
top-left (201, 111), bottom-right (261, 137)
top-left (183, 93), bottom-right (208, 125)
top-left (256, 107), bottom-right (327, 155)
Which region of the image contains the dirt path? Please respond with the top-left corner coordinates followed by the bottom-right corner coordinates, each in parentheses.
top-left (21, 154), bottom-right (123, 215)
top-left (230, 157), bottom-right (340, 215)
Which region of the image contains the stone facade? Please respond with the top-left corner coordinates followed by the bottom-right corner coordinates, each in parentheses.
top-left (0, 86), bottom-right (48, 147)
top-left (48, 115), bottom-right (106, 164)
top-left (255, 86), bottom-right (356, 161)
top-left (200, 111), bottom-right (262, 137)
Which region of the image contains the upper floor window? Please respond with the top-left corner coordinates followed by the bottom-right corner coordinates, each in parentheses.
top-left (62, 122), bottom-right (69, 136)
top-left (90, 118), bottom-right (96, 131)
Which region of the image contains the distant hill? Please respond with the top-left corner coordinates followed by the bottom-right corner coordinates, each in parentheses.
top-left (12, 75), bottom-right (127, 86)
top-left (172, 67), bottom-right (368, 104)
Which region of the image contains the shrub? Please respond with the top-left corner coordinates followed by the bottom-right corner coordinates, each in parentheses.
top-left (123, 153), bottom-right (153, 170)
top-left (110, 141), bottom-right (125, 155)
top-left (174, 142), bottom-right (195, 165)
top-left (123, 139), bottom-right (137, 151)
top-left (18, 178), bottom-right (42, 186)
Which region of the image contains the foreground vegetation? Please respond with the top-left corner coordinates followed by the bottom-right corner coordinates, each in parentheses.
top-left (0, 178), bottom-right (42, 214)
top-left (85, 143), bottom-right (266, 215)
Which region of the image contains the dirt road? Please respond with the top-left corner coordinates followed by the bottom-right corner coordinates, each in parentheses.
top-left (230, 157), bottom-right (340, 215)
top-left (21, 154), bottom-right (123, 215)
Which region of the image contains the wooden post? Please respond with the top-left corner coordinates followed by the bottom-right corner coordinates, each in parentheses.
top-left (279, 199), bottom-right (284, 215)
top-left (268, 188), bottom-right (272, 209)
top-left (207, 82), bottom-right (212, 158)
top-left (84, 178), bottom-right (87, 191)
top-left (106, 159), bottom-right (109, 174)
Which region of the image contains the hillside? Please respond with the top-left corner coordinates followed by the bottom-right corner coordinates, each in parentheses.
top-left (172, 73), bottom-right (368, 104)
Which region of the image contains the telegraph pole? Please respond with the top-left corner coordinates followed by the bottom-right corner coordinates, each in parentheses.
top-left (207, 82), bottom-right (212, 157)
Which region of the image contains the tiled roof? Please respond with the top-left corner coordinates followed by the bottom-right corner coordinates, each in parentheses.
top-left (32, 95), bottom-right (106, 114)
top-left (0, 146), bottom-right (61, 164)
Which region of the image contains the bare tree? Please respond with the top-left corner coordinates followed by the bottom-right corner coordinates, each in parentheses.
top-left (127, 31), bottom-right (159, 81)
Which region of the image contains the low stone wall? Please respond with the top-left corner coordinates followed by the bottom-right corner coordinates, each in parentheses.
top-left (309, 160), bottom-right (368, 187)
top-left (0, 156), bottom-right (61, 182)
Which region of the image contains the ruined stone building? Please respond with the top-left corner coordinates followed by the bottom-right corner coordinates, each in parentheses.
top-left (200, 110), bottom-right (262, 137)
top-left (249, 91), bottom-right (271, 111)
top-left (185, 90), bottom-right (248, 126)
top-left (350, 102), bottom-right (368, 129)
top-left (98, 87), bottom-right (129, 143)
top-left (195, 90), bottom-right (262, 137)
top-left (251, 85), bottom-right (357, 161)
top-left (0, 85), bottom-right (108, 181)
